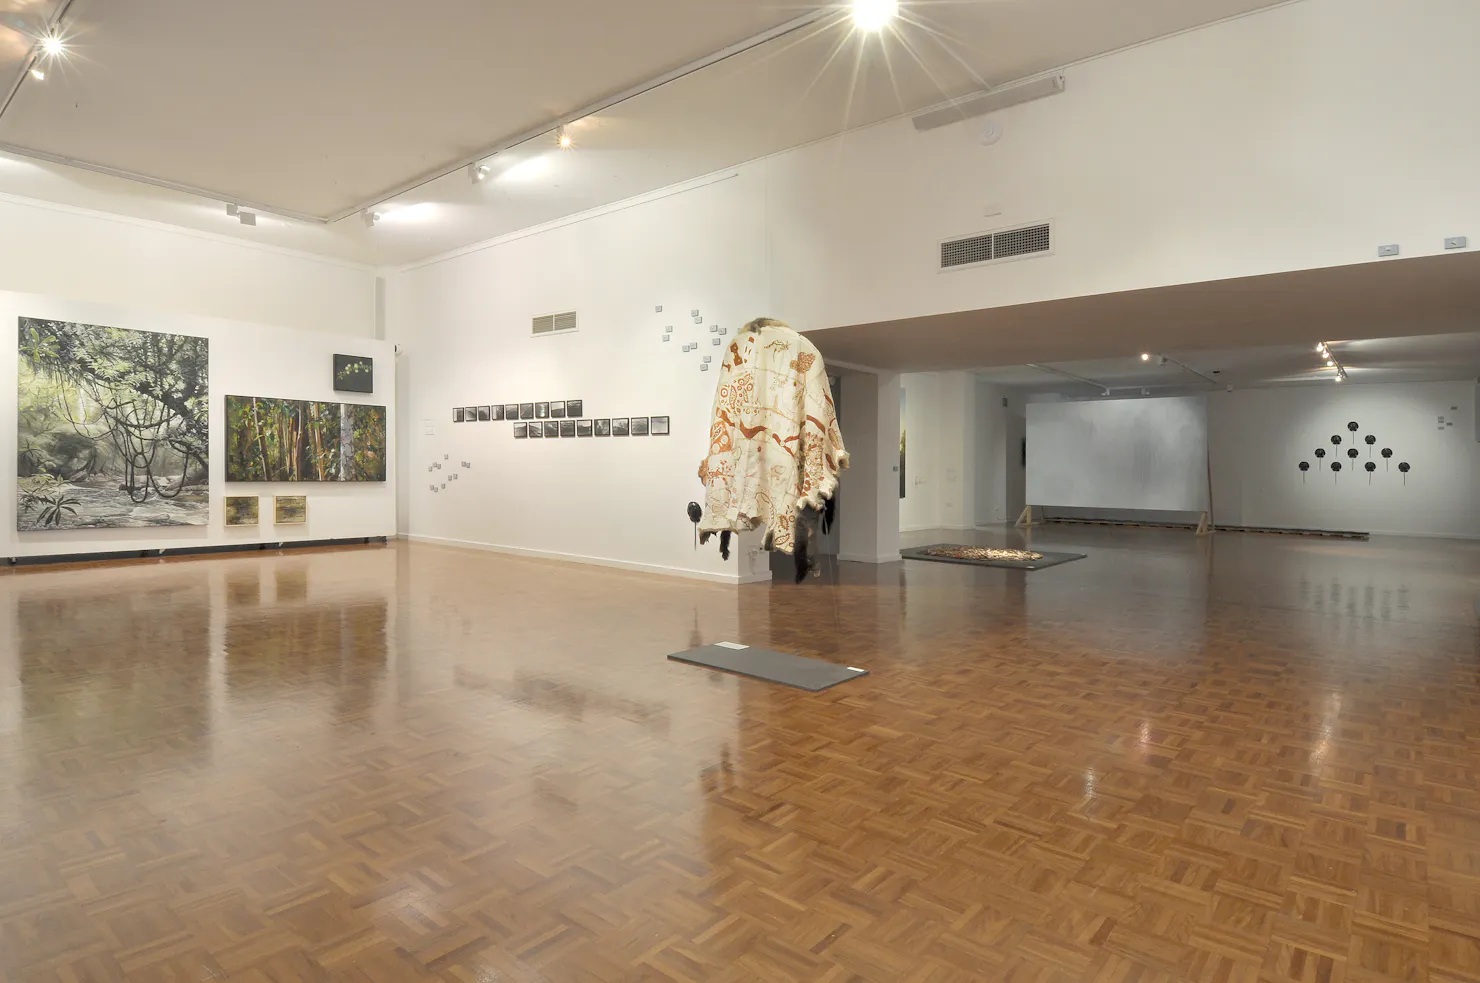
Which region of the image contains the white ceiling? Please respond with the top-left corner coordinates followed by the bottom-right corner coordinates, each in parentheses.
top-left (0, 0), bottom-right (1286, 265)
top-left (976, 332), bottom-right (1480, 396)
top-left (808, 252), bottom-right (1480, 376)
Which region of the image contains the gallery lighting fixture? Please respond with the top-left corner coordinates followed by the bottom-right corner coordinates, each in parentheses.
top-left (1317, 341), bottom-right (1347, 382)
top-left (29, 67), bottom-right (44, 81)
top-left (556, 126), bottom-right (573, 150)
top-left (39, 33), bottom-right (65, 57)
top-left (225, 204), bottom-right (256, 226)
top-left (851, 0), bottom-right (898, 31)
top-left (1140, 353), bottom-right (1151, 361)
top-left (469, 163), bottom-right (490, 183)
top-left (362, 209), bottom-right (381, 228)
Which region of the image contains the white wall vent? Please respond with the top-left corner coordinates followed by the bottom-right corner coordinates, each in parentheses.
top-left (940, 222), bottom-right (1052, 271)
top-left (532, 311), bottom-right (577, 336)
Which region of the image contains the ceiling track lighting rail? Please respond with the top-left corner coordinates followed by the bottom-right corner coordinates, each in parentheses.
top-left (1156, 353), bottom-right (1218, 385)
top-left (1316, 341), bottom-right (1347, 382)
top-left (1026, 363), bottom-right (1114, 396)
top-left (336, 7), bottom-right (838, 223)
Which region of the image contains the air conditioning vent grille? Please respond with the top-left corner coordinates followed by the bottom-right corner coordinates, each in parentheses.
top-left (941, 234), bottom-right (993, 269)
top-left (940, 222), bottom-right (1051, 270)
top-left (532, 311), bottom-right (578, 335)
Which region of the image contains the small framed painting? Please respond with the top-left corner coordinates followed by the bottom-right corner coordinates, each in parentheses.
top-left (535, 402), bottom-right (550, 419)
top-left (333, 354), bottom-right (374, 393)
top-left (492, 405), bottom-right (504, 421)
top-left (550, 400), bottom-right (566, 419)
top-left (506, 403), bottom-right (520, 419)
top-left (595, 419), bottom-right (611, 436)
top-left (559, 420), bottom-right (576, 437)
top-left (543, 421), bottom-right (559, 438)
top-left (566, 399), bottom-right (584, 417)
top-left (612, 417), bottom-right (630, 436)
top-left (464, 406), bottom-right (477, 421)
top-left (519, 402), bottom-right (534, 419)
top-left (576, 419), bottom-right (593, 437)
top-left (528, 421), bottom-right (544, 438)
top-left (631, 417), bottom-right (650, 436)
top-left (650, 416), bottom-right (670, 436)
top-left (477, 405), bottom-right (491, 422)
top-left (225, 496), bottom-right (259, 526)
top-left (454, 407), bottom-right (465, 422)
top-left (274, 495), bottom-right (307, 524)
top-left (513, 423), bottom-right (528, 438)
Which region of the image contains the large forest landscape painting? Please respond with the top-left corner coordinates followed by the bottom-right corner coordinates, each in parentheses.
top-left (225, 396), bottom-right (386, 481)
top-left (18, 318), bottom-right (209, 530)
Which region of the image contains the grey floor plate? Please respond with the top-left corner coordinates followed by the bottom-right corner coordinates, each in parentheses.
top-left (901, 544), bottom-right (1087, 571)
top-left (667, 644), bottom-right (867, 691)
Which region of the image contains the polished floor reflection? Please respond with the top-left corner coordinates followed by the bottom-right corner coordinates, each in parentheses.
top-left (1, 530), bottom-right (1479, 982)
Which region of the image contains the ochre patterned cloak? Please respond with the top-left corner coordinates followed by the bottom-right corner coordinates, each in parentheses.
top-left (697, 319), bottom-right (848, 554)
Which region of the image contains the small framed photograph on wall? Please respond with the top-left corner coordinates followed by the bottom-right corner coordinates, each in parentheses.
top-left (631, 417), bottom-right (650, 436)
top-left (535, 402), bottom-right (550, 419)
top-left (566, 399), bottom-right (583, 417)
top-left (576, 419), bottom-right (593, 437)
top-left (519, 402), bottom-right (534, 419)
top-left (543, 421), bottom-right (559, 438)
top-left (514, 423), bottom-right (528, 438)
top-left (649, 416), bottom-right (670, 436)
top-left (559, 420), bottom-right (576, 437)
top-left (550, 400), bottom-right (566, 419)
top-left (612, 417), bottom-right (630, 436)
top-left (506, 403), bottom-right (521, 419)
top-left (477, 405), bottom-right (491, 422)
top-left (454, 407), bottom-right (465, 422)
top-left (492, 405), bottom-right (504, 420)
top-left (595, 419), bottom-right (611, 436)
top-left (528, 420), bottom-right (544, 438)
top-left (464, 406), bottom-right (477, 421)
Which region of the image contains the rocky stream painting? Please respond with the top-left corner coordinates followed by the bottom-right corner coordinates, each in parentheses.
top-left (17, 317), bottom-right (209, 530)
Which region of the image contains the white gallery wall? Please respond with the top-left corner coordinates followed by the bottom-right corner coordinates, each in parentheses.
top-left (0, 195), bottom-right (377, 338)
top-left (1209, 380), bottom-right (1479, 538)
top-left (0, 289), bottom-right (396, 559)
top-left (386, 172), bottom-right (777, 583)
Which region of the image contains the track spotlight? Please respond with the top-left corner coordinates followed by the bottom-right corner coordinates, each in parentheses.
top-left (28, 67), bottom-right (43, 80)
top-left (469, 163), bottom-right (489, 184)
top-left (1140, 353), bottom-right (1150, 361)
top-left (39, 33), bottom-right (65, 57)
top-left (851, 0), bottom-right (898, 31)
top-left (556, 126), bottom-right (573, 150)
top-left (362, 209), bottom-right (381, 228)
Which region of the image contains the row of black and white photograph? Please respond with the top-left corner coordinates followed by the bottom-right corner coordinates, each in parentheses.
top-left (455, 400), bottom-right (583, 422)
top-left (515, 417), bottom-right (668, 439)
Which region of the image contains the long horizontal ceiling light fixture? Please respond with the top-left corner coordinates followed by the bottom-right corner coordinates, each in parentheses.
top-left (912, 73), bottom-right (1066, 133)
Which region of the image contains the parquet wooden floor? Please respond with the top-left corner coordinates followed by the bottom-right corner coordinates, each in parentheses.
top-left (1, 529), bottom-right (1479, 982)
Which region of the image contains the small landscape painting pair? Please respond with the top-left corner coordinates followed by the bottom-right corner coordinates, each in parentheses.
top-left (225, 495), bottom-right (306, 526)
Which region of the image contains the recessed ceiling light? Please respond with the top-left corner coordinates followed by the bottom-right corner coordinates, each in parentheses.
top-left (851, 0), bottom-right (898, 31)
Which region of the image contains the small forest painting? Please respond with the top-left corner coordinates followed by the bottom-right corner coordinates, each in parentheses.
top-left (18, 317), bottom-right (209, 530)
top-left (275, 495), bottom-right (307, 524)
top-left (225, 396), bottom-right (386, 481)
top-left (333, 354), bottom-right (374, 393)
top-left (224, 496), bottom-right (259, 526)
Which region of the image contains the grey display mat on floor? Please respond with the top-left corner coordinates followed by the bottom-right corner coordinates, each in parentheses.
top-left (901, 544), bottom-right (1087, 571)
top-left (667, 644), bottom-right (867, 691)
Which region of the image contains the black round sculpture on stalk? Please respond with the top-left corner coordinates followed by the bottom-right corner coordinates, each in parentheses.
top-left (1365, 434), bottom-right (1377, 456)
top-left (1365, 461), bottom-right (1377, 483)
top-left (1331, 434), bottom-right (1342, 446)
top-left (1381, 447), bottom-right (1393, 470)
top-left (1399, 461), bottom-right (1411, 485)
top-left (1299, 461), bottom-right (1310, 483)
top-left (1347, 448), bottom-right (1358, 462)
top-left (1348, 421), bottom-right (1359, 433)
top-left (1315, 448), bottom-right (1327, 459)
top-left (1331, 461), bottom-right (1342, 483)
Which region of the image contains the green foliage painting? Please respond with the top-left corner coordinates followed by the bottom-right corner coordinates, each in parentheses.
top-left (225, 396), bottom-right (386, 482)
top-left (18, 317), bottom-right (209, 530)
